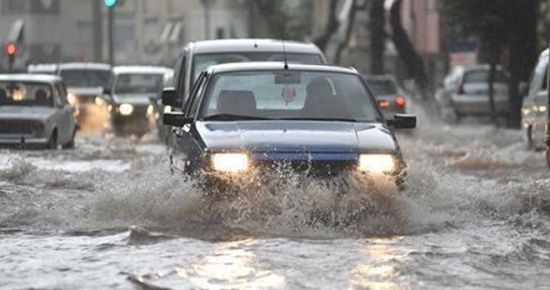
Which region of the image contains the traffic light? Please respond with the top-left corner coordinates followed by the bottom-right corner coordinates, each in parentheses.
top-left (5, 43), bottom-right (17, 71)
top-left (5, 43), bottom-right (17, 56)
top-left (104, 0), bottom-right (117, 8)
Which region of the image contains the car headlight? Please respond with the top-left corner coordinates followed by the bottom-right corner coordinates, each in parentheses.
top-left (119, 104), bottom-right (134, 116)
top-left (147, 105), bottom-right (155, 116)
top-left (211, 153), bottom-right (249, 173)
top-left (95, 96), bottom-right (106, 106)
top-left (358, 154), bottom-right (396, 173)
top-left (164, 105), bottom-right (172, 113)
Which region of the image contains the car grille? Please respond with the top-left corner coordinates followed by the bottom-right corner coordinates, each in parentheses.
top-left (255, 160), bottom-right (356, 177)
top-left (0, 120), bottom-right (42, 135)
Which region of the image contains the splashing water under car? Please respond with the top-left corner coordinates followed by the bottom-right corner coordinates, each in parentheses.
top-left (1, 111), bottom-right (550, 289)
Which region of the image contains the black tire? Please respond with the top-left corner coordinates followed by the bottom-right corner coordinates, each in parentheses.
top-left (62, 129), bottom-right (76, 149)
top-left (527, 125), bottom-right (534, 150)
top-left (47, 130), bottom-right (58, 150)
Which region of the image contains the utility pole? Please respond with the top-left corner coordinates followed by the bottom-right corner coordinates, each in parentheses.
top-left (104, 0), bottom-right (118, 65)
top-left (202, 0), bottom-right (211, 40)
top-left (93, 0), bottom-right (103, 62)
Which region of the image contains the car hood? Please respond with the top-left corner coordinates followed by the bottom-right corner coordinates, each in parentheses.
top-left (0, 106), bottom-right (56, 121)
top-left (196, 121), bottom-right (399, 154)
top-left (68, 87), bottom-right (104, 97)
top-left (112, 94), bottom-right (154, 106)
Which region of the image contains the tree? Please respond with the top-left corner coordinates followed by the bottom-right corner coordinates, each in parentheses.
top-left (334, 0), bottom-right (358, 64)
top-left (368, 0), bottom-right (386, 74)
top-left (313, 0), bottom-right (340, 52)
top-left (440, 0), bottom-right (539, 128)
top-left (389, 0), bottom-right (432, 102)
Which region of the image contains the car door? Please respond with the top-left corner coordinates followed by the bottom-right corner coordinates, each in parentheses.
top-left (172, 72), bottom-right (207, 173)
top-left (55, 83), bottom-right (75, 143)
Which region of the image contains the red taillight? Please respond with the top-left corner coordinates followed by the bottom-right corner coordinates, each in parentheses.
top-left (395, 96), bottom-right (405, 107)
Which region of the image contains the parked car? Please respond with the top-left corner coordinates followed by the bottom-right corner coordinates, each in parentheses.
top-left (0, 74), bottom-right (77, 149)
top-left (363, 75), bottom-right (406, 119)
top-left (163, 39), bottom-right (327, 109)
top-left (162, 62), bottom-right (416, 192)
top-left (438, 64), bottom-right (510, 121)
top-left (522, 49), bottom-right (548, 151)
top-left (104, 66), bottom-right (173, 136)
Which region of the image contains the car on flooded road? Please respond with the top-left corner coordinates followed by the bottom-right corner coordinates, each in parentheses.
top-left (439, 64), bottom-right (510, 121)
top-left (162, 62), bottom-right (416, 190)
top-left (363, 75), bottom-right (407, 119)
top-left (163, 39), bottom-right (327, 109)
top-left (103, 66), bottom-right (173, 136)
top-left (29, 63), bottom-right (112, 127)
top-left (522, 49), bottom-right (548, 151)
top-left (0, 74), bottom-right (77, 149)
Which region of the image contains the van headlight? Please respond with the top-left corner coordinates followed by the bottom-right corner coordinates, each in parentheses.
top-left (119, 104), bottom-right (134, 116)
top-left (67, 92), bottom-right (78, 105)
top-left (358, 154), bottom-right (396, 173)
top-left (211, 153), bottom-right (249, 173)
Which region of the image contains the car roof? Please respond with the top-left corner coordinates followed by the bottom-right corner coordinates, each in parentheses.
top-left (185, 39), bottom-right (323, 55)
top-left (0, 74), bottom-right (62, 84)
top-left (206, 62), bottom-right (357, 75)
top-left (362, 74), bottom-right (396, 82)
top-left (112, 65), bottom-right (173, 75)
top-left (57, 62), bottom-right (111, 71)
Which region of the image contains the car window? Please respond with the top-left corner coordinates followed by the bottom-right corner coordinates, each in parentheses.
top-left (200, 70), bottom-right (380, 122)
top-left (367, 80), bottom-right (398, 96)
top-left (463, 69), bottom-right (508, 84)
top-left (113, 73), bottom-right (164, 95)
top-left (187, 73), bottom-right (207, 118)
top-left (0, 81), bottom-right (54, 107)
top-left (56, 84), bottom-right (68, 105)
top-left (59, 69), bottom-right (111, 88)
top-left (192, 52), bottom-right (324, 83)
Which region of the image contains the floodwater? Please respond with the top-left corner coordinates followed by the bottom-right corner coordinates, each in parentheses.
top-left (1, 116), bottom-right (550, 289)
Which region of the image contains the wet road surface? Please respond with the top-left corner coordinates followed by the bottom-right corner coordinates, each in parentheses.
top-left (1, 117), bottom-right (550, 289)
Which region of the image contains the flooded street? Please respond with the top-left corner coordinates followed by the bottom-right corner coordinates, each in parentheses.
top-left (1, 118), bottom-right (550, 290)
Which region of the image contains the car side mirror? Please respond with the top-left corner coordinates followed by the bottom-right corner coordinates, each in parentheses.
top-left (163, 112), bottom-right (192, 127)
top-left (162, 88), bottom-right (182, 107)
top-left (387, 114), bottom-right (416, 129)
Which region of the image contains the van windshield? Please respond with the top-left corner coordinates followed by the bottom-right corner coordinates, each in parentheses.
top-left (193, 52), bottom-right (324, 82)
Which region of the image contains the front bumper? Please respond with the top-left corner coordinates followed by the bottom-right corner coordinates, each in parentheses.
top-left (0, 136), bottom-right (49, 147)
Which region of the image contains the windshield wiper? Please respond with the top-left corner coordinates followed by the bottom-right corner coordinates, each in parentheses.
top-left (202, 114), bottom-right (272, 121)
top-left (274, 117), bottom-right (361, 122)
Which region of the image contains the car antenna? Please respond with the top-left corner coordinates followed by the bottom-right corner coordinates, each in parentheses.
top-left (282, 32), bottom-right (289, 70)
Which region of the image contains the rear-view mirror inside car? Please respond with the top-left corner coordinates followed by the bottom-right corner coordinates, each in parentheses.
top-left (275, 72), bottom-right (301, 84)
top-left (387, 114), bottom-right (416, 129)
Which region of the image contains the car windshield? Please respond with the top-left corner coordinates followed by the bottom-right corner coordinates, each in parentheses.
top-left (114, 73), bottom-right (163, 95)
top-left (200, 70), bottom-right (381, 122)
top-left (367, 79), bottom-right (398, 96)
top-left (59, 69), bottom-right (111, 88)
top-left (0, 81), bottom-right (53, 107)
top-left (193, 52), bottom-right (324, 82)
top-left (464, 70), bottom-right (509, 84)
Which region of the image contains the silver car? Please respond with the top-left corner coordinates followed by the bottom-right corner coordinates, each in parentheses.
top-left (0, 74), bottom-right (78, 149)
top-left (522, 49), bottom-right (548, 151)
top-left (439, 65), bottom-right (510, 120)
top-left (104, 66), bottom-right (173, 136)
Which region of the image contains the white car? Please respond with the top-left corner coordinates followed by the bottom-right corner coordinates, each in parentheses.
top-left (0, 74), bottom-right (78, 149)
top-left (439, 65), bottom-right (510, 121)
top-left (522, 49), bottom-right (548, 151)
